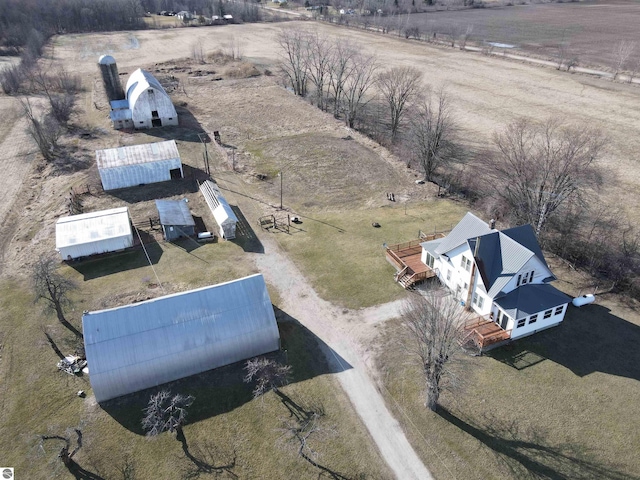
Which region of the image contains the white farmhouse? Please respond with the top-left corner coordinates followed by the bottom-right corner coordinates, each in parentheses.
top-left (96, 140), bottom-right (183, 191)
top-left (56, 207), bottom-right (133, 260)
top-left (387, 212), bottom-right (570, 350)
top-left (109, 68), bottom-right (178, 130)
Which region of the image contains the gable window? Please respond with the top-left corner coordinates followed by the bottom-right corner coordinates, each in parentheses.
top-left (543, 309), bottom-right (553, 319)
top-left (446, 269), bottom-right (451, 281)
top-left (148, 89), bottom-right (154, 94)
top-left (517, 318), bottom-right (526, 328)
top-left (529, 271), bottom-right (534, 283)
top-left (554, 306), bottom-right (564, 315)
top-left (461, 255), bottom-right (471, 272)
top-left (518, 271), bottom-right (535, 286)
top-left (529, 314), bottom-right (538, 324)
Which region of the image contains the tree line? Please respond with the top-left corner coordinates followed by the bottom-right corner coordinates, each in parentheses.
top-left (278, 27), bottom-right (640, 299)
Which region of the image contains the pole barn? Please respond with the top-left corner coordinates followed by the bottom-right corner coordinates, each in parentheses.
top-left (82, 274), bottom-right (280, 403)
top-left (96, 140), bottom-right (183, 191)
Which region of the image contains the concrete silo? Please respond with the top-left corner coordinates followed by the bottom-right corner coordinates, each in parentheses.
top-left (98, 55), bottom-right (125, 102)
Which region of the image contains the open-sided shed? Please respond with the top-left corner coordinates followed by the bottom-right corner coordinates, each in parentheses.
top-left (83, 274), bottom-right (280, 402)
top-left (56, 207), bottom-right (133, 260)
top-left (96, 140), bottom-right (183, 191)
top-left (155, 199), bottom-right (195, 241)
top-left (199, 180), bottom-right (238, 239)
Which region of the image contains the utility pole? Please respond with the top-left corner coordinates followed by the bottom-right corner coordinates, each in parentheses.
top-left (279, 171), bottom-right (283, 210)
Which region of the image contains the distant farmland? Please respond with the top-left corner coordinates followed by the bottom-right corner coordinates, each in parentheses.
top-left (402, 0), bottom-right (640, 70)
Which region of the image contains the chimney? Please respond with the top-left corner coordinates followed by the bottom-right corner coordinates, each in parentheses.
top-left (490, 218), bottom-right (496, 229)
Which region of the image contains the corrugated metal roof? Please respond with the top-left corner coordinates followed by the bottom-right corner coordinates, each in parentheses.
top-left (83, 274), bottom-right (280, 402)
top-left (56, 207), bottom-right (131, 248)
top-left (109, 109), bottom-right (132, 121)
top-left (96, 140), bottom-right (180, 169)
top-left (420, 238), bottom-right (443, 257)
top-left (435, 212), bottom-right (493, 255)
top-left (494, 283), bottom-right (570, 320)
top-left (110, 99), bottom-right (129, 110)
top-left (200, 180), bottom-right (238, 226)
top-left (155, 199), bottom-right (195, 226)
top-left (501, 225), bottom-right (550, 269)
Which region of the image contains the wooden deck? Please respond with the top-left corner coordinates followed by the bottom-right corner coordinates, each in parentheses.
top-left (386, 239), bottom-right (439, 288)
top-left (462, 318), bottom-right (512, 351)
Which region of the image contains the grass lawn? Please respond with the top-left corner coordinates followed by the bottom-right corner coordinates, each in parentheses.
top-left (375, 303), bottom-right (640, 480)
top-left (273, 200), bottom-right (469, 309)
top-left (0, 272), bottom-right (391, 479)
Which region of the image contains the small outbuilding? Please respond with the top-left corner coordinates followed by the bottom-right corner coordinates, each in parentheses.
top-left (200, 180), bottom-right (238, 239)
top-left (96, 140), bottom-right (183, 191)
top-left (83, 274), bottom-right (281, 403)
top-left (155, 199), bottom-right (195, 241)
top-left (56, 207), bottom-right (133, 260)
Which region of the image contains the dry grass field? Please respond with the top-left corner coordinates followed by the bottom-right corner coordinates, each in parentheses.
top-left (405, 0), bottom-right (640, 69)
top-left (1, 16), bottom-right (640, 479)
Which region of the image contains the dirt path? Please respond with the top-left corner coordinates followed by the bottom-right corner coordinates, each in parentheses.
top-left (212, 172), bottom-right (432, 480)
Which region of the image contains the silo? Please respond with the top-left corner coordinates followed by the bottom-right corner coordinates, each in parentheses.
top-left (98, 55), bottom-right (125, 102)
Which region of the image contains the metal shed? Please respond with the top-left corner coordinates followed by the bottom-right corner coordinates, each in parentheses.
top-left (199, 180), bottom-right (238, 239)
top-left (96, 140), bottom-right (183, 191)
top-left (155, 199), bottom-right (195, 241)
top-left (83, 274), bottom-right (280, 403)
top-left (125, 68), bottom-right (178, 129)
top-left (55, 207), bottom-right (133, 260)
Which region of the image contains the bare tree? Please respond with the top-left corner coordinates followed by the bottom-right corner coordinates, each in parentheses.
top-left (613, 40), bottom-right (635, 80)
top-left (191, 40), bottom-right (205, 64)
top-left (21, 98), bottom-right (63, 162)
top-left (557, 41), bottom-right (578, 71)
top-left (487, 117), bottom-right (606, 236)
top-left (278, 28), bottom-right (309, 97)
top-left (305, 32), bottom-right (333, 111)
top-left (40, 429), bottom-right (83, 467)
top-left (409, 87), bottom-right (457, 181)
top-left (327, 39), bottom-right (358, 118)
top-left (244, 357), bottom-right (291, 398)
top-left (342, 52), bottom-right (378, 129)
top-left (32, 255), bottom-right (81, 339)
top-left (401, 289), bottom-right (470, 411)
top-left (459, 25), bottom-right (474, 50)
top-left (142, 390), bottom-right (195, 437)
top-left (377, 66), bottom-right (422, 142)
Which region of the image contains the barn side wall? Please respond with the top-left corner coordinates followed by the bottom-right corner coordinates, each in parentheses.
top-left (99, 158), bottom-right (183, 191)
top-left (58, 234), bottom-right (133, 260)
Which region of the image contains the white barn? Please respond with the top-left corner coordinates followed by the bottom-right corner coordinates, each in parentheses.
top-left (200, 180), bottom-right (238, 239)
top-left (83, 274), bottom-right (280, 403)
top-left (109, 68), bottom-right (178, 130)
top-left (56, 207), bottom-right (133, 260)
top-left (96, 140), bottom-right (183, 191)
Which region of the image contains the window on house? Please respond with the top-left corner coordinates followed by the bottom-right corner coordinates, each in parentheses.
top-left (139, 121), bottom-right (144, 124)
top-left (517, 274), bottom-right (522, 285)
top-left (543, 309), bottom-right (553, 319)
top-left (518, 271), bottom-right (535, 286)
top-left (517, 318), bottom-right (526, 328)
top-left (472, 292), bottom-right (478, 305)
top-left (425, 252), bottom-right (435, 268)
top-left (529, 271), bottom-right (534, 283)
top-left (446, 269), bottom-right (451, 281)
top-left (148, 89), bottom-right (154, 94)
top-left (554, 306), bottom-right (564, 315)
top-left (461, 255), bottom-right (471, 272)
top-left (477, 296), bottom-right (484, 309)
top-left (529, 314), bottom-right (538, 324)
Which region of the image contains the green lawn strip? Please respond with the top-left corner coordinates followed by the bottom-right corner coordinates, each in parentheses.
top-left (375, 315), bottom-right (640, 479)
top-left (275, 200), bottom-right (468, 309)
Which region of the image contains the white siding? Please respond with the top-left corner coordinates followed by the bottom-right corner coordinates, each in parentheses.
top-left (510, 304), bottom-right (567, 339)
top-left (500, 256), bottom-right (551, 295)
top-left (99, 158), bottom-right (183, 191)
top-left (58, 235), bottom-right (132, 260)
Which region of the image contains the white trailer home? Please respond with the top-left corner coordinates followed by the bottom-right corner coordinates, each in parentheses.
top-left (82, 274), bottom-right (280, 403)
top-left (56, 207), bottom-right (133, 260)
top-left (96, 140), bottom-right (183, 191)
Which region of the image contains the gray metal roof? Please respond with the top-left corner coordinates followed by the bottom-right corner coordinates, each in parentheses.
top-left (109, 109), bottom-right (132, 121)
top-left (501, 224), bottom-right (550, 269)
top-left (435, 212), bottom-right (493, 255)
top-left (420, 238), bottom-right (443, 257)
top-left (470, 231), bottom-right (536, 297)
top-left (155, 199), bottom-right (195, 227)
top-left (110, 99), bottom-right (129, 110)
top-left (96, 140), bottom-right (180, 169)
top-left (200, 180), bottom-right (238, 226)
top-left (83, 274), bottom-right (280, 403)
top-left (494, 284), bottom-right (570, 320)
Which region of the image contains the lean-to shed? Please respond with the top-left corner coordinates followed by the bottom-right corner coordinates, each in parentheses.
top-left (155, 199), bottom-right (195, 241)
top-left (56, 207), bottom-right (133, 260)
top-left (83, 274), bottom-right (280, 403)
top-left (96, 140), bottom-right (183, 191)
top-left (199, 180), bottom-right (238, 239)
top-left (126, 68), bottom-right (178, 129)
